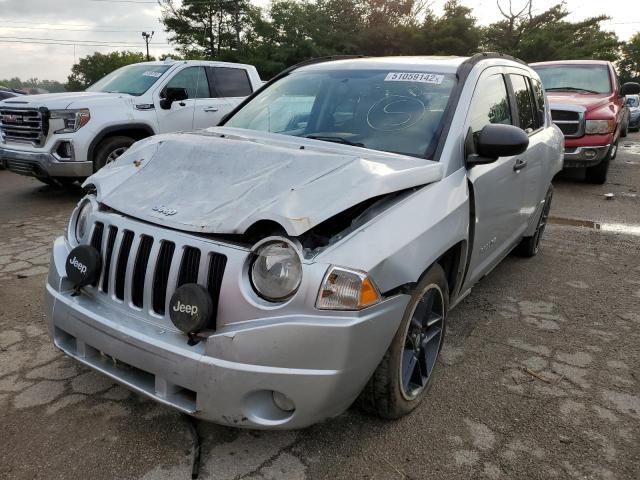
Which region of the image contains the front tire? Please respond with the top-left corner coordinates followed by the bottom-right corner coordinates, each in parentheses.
top-left (585, 141), bottom-right (616, 184)
top-left (358, 264), bottom-right (448, 419)
top-left (621, 121), bottom-right (628, 138)
top-left (93, 136), bottom-right (135, 172)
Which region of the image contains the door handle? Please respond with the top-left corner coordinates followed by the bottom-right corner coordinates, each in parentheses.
top-left (204, 107), bottom-right (219, 112)
top-left (513, 158), bottom-right (527, 172)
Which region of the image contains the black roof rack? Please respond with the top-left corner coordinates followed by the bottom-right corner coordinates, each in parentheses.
top-left (464, 51), bottom-right (528, 67)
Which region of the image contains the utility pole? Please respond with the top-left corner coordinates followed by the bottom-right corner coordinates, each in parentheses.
top-left (141, 31), bottom-right (154, 61)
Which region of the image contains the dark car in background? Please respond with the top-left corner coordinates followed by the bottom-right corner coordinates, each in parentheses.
top-left (627, 94), bottom-right (640, 131)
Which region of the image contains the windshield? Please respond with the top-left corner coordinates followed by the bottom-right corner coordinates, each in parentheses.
top-left (627, 96), bottom-right (639, 108)
top-left (533, 65), bottom-right (611, 94)
top-left (225, 69), bottom-right (457, 158)
top-left (87, 64), bottom-right (171, 96)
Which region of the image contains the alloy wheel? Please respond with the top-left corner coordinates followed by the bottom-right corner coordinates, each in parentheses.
top-left (399, 284), bottom-right (445, 400)
top-left (106, 146), bottom-right (129, 164)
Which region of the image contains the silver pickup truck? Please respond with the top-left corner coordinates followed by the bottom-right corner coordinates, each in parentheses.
top-left (45, 54), bottom-right (563, 429)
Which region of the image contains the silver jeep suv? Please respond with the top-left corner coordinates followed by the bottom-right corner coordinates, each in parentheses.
top-left (45, 54), bottom-right (563, 429)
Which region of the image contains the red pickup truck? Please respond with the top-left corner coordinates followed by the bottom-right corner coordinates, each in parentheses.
top-left (531, 60), bottom-right (640, 184)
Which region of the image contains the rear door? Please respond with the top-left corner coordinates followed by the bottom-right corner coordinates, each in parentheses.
top-left (192, 67), bottom-right (255, 129)
top-left (463, 69), bottom-right (529, 287)
top-left (507, 73), bottom-right (546, 225)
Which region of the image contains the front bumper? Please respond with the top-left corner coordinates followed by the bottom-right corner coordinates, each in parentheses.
top-left (45, 236), bottom-right (409, 429)
top-left (562, 144), bottom-right (610, 168)
top-left (0, 146), bottom-right (93, 178)
top-left (630, 116), bottom-right (639, 129)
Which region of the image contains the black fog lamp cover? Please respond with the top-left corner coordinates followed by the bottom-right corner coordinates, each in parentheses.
top-left (66, 245), bottom-right (101, 290)
top-left (169, 284), bottom-right (214, 337)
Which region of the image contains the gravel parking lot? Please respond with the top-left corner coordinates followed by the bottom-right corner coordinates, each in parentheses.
top-left (1, 132), bottom-right (639, 480)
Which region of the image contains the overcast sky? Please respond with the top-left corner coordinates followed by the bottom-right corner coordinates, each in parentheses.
top-left (0, 0), bottom-right (637, 82)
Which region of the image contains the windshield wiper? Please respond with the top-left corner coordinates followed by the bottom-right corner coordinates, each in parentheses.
top-left (304, 135), bottom-right (364, 147)
top-left (545, 87), bottom-right (600, 94)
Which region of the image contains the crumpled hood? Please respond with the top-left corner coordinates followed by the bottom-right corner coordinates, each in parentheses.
top-left (0, 91), bottom-right (128, 110)
top-left (88, 128), bottom-right (444, 236)
top-left (545, 92), bottom-right (612, 113)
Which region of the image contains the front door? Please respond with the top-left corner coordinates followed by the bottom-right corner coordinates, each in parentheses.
top-left (155, 66), bottom-right (211, 133)
top-left (463, 70), bottom-right (529, 288)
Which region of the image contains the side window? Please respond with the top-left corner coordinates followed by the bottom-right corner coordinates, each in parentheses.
top-left (531, 79), bottom-right (546, 128)
top-left (165, 67), bottom-right (210, 99)
top-left (469, 73), bottom-right (512, 134)
top-left (211, 67), bottom-right (253, 97)
top-left (509, 74), bottom-right (536, 133)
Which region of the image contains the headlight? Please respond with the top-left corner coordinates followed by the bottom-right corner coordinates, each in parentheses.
top-left (50, 109), bottom-right (91, 134)
top-left (73, 198), bottom-right (94, 244)
top-left (585, 119), bottom-right (615, 135)
top-left (316, 266), bottom-right (381, 310)
top-left (250, 238), bottom-right (302, 302)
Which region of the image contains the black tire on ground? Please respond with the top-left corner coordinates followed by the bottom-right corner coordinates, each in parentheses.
top-left (620, 121), bottom-right (628, 138)
top-left (585, 142), bottom-right (616, 184)
top-left (358, 263), bottom-right (449, 419)
top-left (93, 136), bottom-right (135, 172)
top-left (515, 185), bottom-right (553, 257)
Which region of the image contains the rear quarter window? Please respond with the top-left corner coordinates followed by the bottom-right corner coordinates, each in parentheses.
top-left (211, 67), bottom-right (253, 97)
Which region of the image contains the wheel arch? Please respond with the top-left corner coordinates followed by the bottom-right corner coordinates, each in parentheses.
top-left (88, 123), bottom-right (155, 163)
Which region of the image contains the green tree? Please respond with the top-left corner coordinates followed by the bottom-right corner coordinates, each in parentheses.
top-left (482, 1), bottom-right (620, 62)
top-left (159, 0), bottom-right (254, 59)
top-left (619, 32), bottom-right (640, 83)
top-left (0, 77), bottom-right (66, 93)
top-left (66, 51), bottom-right (149, 91)
top-left (419, 0), bottom-right (481, 56)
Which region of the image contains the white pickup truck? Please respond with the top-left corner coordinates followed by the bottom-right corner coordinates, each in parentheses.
top-left (0, 59), bottom-right (261, 185)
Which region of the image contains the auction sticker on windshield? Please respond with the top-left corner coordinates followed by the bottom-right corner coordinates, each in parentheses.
top-left (143, 71), bottom-right (163, 78)
top-left (384, 72), bottom-right (444, 84)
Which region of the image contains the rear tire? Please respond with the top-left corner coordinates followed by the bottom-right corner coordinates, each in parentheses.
top-left (358, 264), bottom-right (448, 419)
top-left (585, 142), bottom-right (615, 184)
top-left (515, 185), bottom-right (553, 257)
top-left (621, 121), bottom-right (628, 138)
top-left (93, 136), bottom-right (135, 172)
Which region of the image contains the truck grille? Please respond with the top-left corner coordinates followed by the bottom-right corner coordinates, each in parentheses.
top-left (0, 107), bottom-right (46, 146)
top-left (88, 221), bottom-right (227, 330)
top-left (551, 108), bottom-right (584, 138)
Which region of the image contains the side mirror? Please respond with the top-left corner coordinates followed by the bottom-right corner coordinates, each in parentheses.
top-left (621, 82), bottom-right (640, 97)
top-left (467, 124), bottom-right (529, 167)
top-left (160, 87), bottom-right (189, 110)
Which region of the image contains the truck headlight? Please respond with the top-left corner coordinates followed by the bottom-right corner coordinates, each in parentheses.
top-left (250, 238), bottom-right (302, 302)
top-left (316, 266), bottom-right (381, 310)
top-left (50, 109), bottom-right (91, 134)
top-left (585, 119), bottom-right (615, 134)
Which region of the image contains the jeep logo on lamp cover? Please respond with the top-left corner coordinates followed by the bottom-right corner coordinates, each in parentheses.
top-left (65, 245), bottom-right (101, 289)
top-left (169, 283), bottom-right (214, 335)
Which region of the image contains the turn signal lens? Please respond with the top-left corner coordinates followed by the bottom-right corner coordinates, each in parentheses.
top-left (316, 266), bottom-right (382, 310)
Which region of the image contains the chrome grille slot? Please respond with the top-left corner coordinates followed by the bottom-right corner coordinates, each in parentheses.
top-left (152, 241), bottom-right (175, 314)
top-left (90, 223), bottom-right (104, 287)
top-left (0, 107), bottom-right (45, 146)
top-left (101, 226), bottom-right (118, 293)
top-left (132, 236), bottom-right (154, 308)
top-left (178, 246), bottom-right (201, 287)
top-left (115, 231), bottom-right (134, 300)
top-left (207, 253), bottom-right (227, 322)
top-left (551, 108), bottom-right (584, 138)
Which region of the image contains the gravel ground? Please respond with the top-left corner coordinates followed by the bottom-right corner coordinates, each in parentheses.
top-left (1, 131), bottom-right (639, 480)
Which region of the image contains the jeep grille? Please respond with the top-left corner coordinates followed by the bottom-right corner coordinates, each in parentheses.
top-left (89, 221), bottom-right (227, 329)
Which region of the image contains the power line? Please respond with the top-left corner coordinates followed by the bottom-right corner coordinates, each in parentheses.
top-left (0, 19), bottom-right (158, 29)
top-left (0, 35), bottom-right (170, 45)
top-left (0, 39), bottom-right (149, 48)
top-left (0, 25), bottom-right (160, 33)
